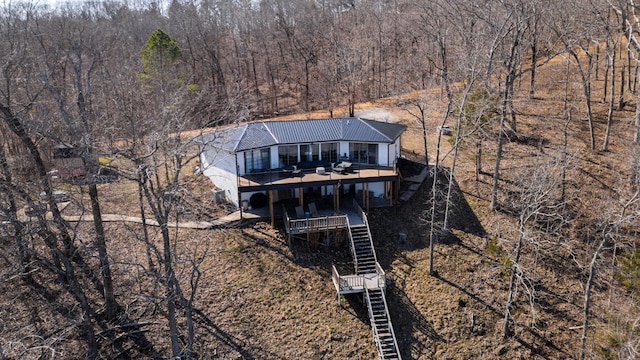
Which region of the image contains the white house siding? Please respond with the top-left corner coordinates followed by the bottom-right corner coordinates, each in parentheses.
top-left (378, 143), bottom-right (389, 166)
top-left (201, 147), bottom-right (240, 206)
top-left (387, 140), bottom-right (400, 166)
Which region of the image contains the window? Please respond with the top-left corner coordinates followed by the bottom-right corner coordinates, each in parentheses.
top-left (300, 144), bottom-right (319, 162)
top-left (321, 143), bottom-right (338, 163)
top-left (278, 145), bottom-right (298, 167)
top-left (245, 148), bottom-right (270, 173)
top-left (349, 143), bottom-right (378, 164)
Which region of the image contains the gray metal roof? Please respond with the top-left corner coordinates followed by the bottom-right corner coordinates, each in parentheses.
top-left (199, 117), bottom-right (406, 152)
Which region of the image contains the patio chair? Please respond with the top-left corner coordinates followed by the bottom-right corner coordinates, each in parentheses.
top-left (308, 202), bottom-right (319, 217)
top-left (295, 205), bottom-right (305, 219)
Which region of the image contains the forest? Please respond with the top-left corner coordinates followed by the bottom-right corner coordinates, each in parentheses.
top-left (1, 0), bottom-right (640, 358)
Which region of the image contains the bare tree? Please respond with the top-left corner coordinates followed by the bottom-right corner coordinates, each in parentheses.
top-left (502, 153), bottom-right (567, 338)
top-left (401, 97), bottom-right (430, 165)
top-left (35, 10), bottom-right (120, 320)
top-left (603, 34), bottom-right (619, 151)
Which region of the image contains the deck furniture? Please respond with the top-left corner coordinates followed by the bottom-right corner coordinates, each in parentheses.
top-left (332, 161), bottom-right (353, 174)
top-left (308, 202), bottom-right (319, 217)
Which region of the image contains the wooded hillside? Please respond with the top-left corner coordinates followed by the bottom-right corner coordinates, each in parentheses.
top-left (1, 0), bottom-right (639, 359)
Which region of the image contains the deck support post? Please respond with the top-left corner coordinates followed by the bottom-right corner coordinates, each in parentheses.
top-left (298, 188), bottom-right (304, 206)
top-left (366, 182), bottom-right (370, 213)
top-left (269, 190), bottom-right (274, 227)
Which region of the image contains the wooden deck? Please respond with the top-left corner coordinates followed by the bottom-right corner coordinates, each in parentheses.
top-left (237, 166), bottom-right (398, 191)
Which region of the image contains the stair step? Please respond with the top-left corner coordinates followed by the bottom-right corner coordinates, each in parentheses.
top-left (359, 263), bottom-right (376, 268)
top-left (361, 262), bottom-right (377, 266)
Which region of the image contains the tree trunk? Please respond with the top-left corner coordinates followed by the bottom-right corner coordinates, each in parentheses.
top-left (444, 85), bottom-right (473, 231)
top-left (561, 112), bottom-right (571, 202)
top-left (162, 222), bottom-right (181, 358)
top-left (0, 143), bottom-right (29, 272)
top-left (529, 35), bottom-right (537, 99)
top-left (504, 221), bottom-right (525, 339)
top-left (89, 183), bottom-right (119, 320)
top-left (475, 139), bottom-right (482, 182)
top-left (579, 237), bottom-right (606, 360)
top-left (429, 38), bottom-right (452, 275)
top-left (619, 64), bottom-right (626, 110)
top-left (420, 108), bottom-right (429, 165)
top-left (491, 75), bottom-right (510, 211)
top-left (603, 51), bottom-right (615, 151)
top-left (635, 86), bottom-right (640, 143)
top-left (137, 174), bottom-right (155, 272)
top-left (602, 40), bottom-right (610, 104)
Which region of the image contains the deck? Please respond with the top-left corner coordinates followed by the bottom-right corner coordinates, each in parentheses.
top-left (331, 264), bottom-right (386, 294)
top-left (237, 165), bottom-right (398, 191)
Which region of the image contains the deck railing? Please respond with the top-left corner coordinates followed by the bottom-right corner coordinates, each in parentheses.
top-left (331, 265), bottom-right (365, 293)
top-left (287, 214), bottom-right (349, 234)
top-left (238, 162), bottom-right (398, 188)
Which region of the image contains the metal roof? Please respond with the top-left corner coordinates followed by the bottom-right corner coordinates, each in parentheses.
top-left (199, 117), bottom-right (406, 152)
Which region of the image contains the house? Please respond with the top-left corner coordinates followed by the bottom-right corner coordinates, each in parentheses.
top-left (51, 144), bottom-right (88, 180)
top-left (196, 117), bottom-right (407, 218)
top-left (197, 117), bottom-right (406, 358)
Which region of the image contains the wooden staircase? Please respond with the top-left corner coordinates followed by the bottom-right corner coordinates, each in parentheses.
top-left (366, 287), bottom-right (401, 360)
top-left (331, 210), bottom-right (401, 360)
top-left (349, 224), bottom-right (377, 275)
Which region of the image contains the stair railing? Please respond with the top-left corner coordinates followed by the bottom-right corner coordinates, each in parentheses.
top-left (361, 212), bottom-right (380, 266)
top-left (364, 288), bottom-right (382, 356)
top-left (375, 262), bottom-right (387, 291)
top-left (345, 217), bottom-right (359, 274)
top-left (378, 286), bottom-right (401, 360)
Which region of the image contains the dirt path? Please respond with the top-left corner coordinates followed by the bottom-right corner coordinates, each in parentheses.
top-left (8, 208), bottom-right (259, 229)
